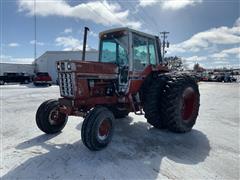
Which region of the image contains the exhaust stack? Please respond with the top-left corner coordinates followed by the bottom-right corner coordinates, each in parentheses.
top-left (82, 27), bottom-right (89, 61)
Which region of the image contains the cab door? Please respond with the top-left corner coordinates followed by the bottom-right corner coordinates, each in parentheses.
top-left (127, 33), bottom-right (158, 94)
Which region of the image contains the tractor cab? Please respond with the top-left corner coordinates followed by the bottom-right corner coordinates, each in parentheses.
top-left (99, 28), bottom-right (162, 93)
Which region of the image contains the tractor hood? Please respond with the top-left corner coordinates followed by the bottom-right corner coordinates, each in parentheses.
top-left (57, 60), bottom-right (118, 79)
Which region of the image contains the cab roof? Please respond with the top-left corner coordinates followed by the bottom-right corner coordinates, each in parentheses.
top-left (99, 27), bottom-right (158, 40)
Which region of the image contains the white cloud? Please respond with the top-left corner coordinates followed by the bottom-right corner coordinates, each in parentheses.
top-left (55, 36), bottom-right (91, 51)
top-left (182, 47), bottom-right (239, 68)
top-left (168, 22), bottom-right (240, 54)
top-left (18, 0), bottom-right (141, 29)
top-left (8, 43), bottom-right (19, 47)
top-left (89, 31), bottom-right (98, 37)
top-left (139, 0), bottom-right (202, 10)
top-left (30, 40), bottom-right (44, 46)
top-left (234, 17), bottom-right (240, 27)
top-left (185, 55), bottom-right (207, 62)
top-left (64, 28), bottom-right (72, 34)
top-left (139, 0), bottom-right (158, 7)
top-left (210, 47), bottom-right (240, 59)
top-left (1, 54), bottom-right (33, 64)
top-left (162, 0), bottom-right (202, 10)
top-left (212, 61), bottom-right (229, 65)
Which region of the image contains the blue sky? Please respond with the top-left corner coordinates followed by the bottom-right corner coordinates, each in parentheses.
top-left (1, 0), bottom-right (239, 68)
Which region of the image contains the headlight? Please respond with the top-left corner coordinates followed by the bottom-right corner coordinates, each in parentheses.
top-left (57, 63), bottom-right (60, 70)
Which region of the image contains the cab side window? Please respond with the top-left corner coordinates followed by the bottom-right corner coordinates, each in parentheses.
top-left (101, 41), bottom-right (117, 63)
top-left (133, 34), bottom-right (148, 71)
top-left (148, 39), bottom-right (157, 65)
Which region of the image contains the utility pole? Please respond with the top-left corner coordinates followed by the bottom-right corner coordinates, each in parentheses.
top-left (33, 0), bottom-right (37, 73)
top-left (160, 31), bottom-right (169, 61)
top-left (34, 0), bottom-right (36, 61)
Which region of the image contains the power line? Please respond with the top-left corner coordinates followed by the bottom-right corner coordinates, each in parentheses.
top-left (136, 4), bottom-right (159, 32)
top-left (117, 0), bottom-right (159, 33)
top-left (101, 1), bottom-right (126, 26)
top-left (85, 3), bottom-right (113, 27)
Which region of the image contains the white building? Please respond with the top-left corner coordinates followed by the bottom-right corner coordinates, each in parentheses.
top-left (0, 63), bottom-right (34, 76)
top-left (35, 50), bottom-right (98, 83)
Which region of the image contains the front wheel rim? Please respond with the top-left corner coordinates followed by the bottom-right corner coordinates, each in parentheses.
top-left (98, 119), bottom-right (111, 141)
top-left (49, 108), bottom-right (65, 125)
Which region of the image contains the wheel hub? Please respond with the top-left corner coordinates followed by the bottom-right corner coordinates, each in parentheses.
top-left (98, 119), bottom-right (111, 140)
top-left (181, 87), bottom-right (196, 122)
top-left (49, 108), bottom-right (65, 125)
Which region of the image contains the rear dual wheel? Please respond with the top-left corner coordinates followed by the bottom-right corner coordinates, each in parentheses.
top-left (143, 75), bottom-right (200, 133)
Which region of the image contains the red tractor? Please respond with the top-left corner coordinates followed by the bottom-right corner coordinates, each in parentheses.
top-left (36, 28), bottom-right (200, 151)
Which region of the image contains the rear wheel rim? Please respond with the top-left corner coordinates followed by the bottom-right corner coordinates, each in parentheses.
top-left (181, 87), bottom-right (197, 122)
top-left (98, 119), bottom-right (111, 141)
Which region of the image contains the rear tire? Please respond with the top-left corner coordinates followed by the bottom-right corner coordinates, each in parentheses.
top-left (81, 106), bottom-right (114, 151)
top-left (161, 75), bottom-right (200, 133)
top-left (143, 76), bottom-right (167, 129)
top-left (36, 100), bottom-right (68, 134)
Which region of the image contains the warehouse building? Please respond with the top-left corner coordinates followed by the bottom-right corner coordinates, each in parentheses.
top-left (35, 50), bottom-right (98, 83)
top-left (0, 63), bottom-right (34, 76)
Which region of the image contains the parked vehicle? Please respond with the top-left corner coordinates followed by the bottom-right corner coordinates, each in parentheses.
top-left (36, 27), bottom-right (200, 151)
top-left (33, 72), bottom-right (52, 86)
top-left (214, 73), bottom-right (237, 83)
top-left (0, 72), bottom-right (32, 85)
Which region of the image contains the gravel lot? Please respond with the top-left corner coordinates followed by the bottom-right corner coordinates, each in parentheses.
top-left (0, 82), bottom-right (239, 179)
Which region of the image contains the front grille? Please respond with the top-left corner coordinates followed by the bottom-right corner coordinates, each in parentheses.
top-left (58, 72), bottom-right (75, 97)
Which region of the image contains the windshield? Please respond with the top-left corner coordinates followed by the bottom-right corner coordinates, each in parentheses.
top-left (99, 33), bottom-right (128, 65)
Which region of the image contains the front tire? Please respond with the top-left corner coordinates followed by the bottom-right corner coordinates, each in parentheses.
top-left (81, 106), bottom-right (114, 151)
top-left (36, 100), bottom-right (68, 134)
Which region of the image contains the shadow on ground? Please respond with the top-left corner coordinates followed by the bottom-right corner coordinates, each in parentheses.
top-left (3, 116), bottom-right (210, 179)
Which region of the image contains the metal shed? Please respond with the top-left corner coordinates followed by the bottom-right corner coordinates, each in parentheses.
top-left (0, 63), bottom-right (34, 76)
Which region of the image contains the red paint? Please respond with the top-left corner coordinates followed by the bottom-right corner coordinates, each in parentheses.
top-left (181, 87), bottom-right (197, 121)
top-left (98, 119), bottom-right (111, 137)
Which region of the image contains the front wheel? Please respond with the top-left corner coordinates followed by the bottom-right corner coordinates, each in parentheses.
top-left (81, 106), bottom-right (114, 151)
top-left (36, 99), bottom-right (68, 134)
